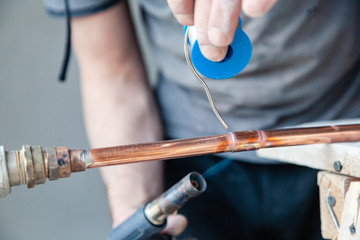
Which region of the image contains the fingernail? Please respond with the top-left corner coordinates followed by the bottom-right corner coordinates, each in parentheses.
top-left (200, 45), bottom-right (227, 62)
top-left (208, 27), bottom-right (230, 47)
top-left (246, 11), bottom-right (266, 18)
top-left (243, 0), bottom-right (278, 18)
top-left (175, 14), bottom-right (194, 26)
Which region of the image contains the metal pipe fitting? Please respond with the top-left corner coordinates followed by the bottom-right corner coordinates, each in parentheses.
top-left (0, 145), bottom-right (91, 198)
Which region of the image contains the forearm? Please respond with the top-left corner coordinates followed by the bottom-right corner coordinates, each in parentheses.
top-left (71, 2), bottom-right (163, 226)
top-left (80, 70), bottom-right (163, 226)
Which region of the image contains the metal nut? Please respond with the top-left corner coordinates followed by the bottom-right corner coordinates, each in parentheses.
top-left (46, 146), bottom-right (59, 181)
top-left (56, 146), bottom-right (71, 178)
top-left (22, 145), bottom-right (36, 188)
top-left (32, 146), bottom-right (46, 185)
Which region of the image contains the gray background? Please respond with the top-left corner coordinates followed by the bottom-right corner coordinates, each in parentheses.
top-left (0, 1), bottom-right (153, 239)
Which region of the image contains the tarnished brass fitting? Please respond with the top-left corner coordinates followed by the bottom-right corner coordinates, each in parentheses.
top-left (0, 145), bottom-right (89, 198)
top-left (144, 172), bottom-right (207, 225)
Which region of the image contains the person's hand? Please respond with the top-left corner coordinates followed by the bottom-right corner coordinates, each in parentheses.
top-left (161, 214), bottom-right (188, 237)
top-left (167, 0), bottom-right (278, 61)
top-left (112, 207), bottom-right (188, 237)
top-left (102, 164), bottom-right (188, 238)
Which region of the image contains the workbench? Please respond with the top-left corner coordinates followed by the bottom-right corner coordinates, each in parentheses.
top-left (258, 138), bottom-right (360, 239)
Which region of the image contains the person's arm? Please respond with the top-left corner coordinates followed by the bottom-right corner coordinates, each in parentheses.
top-left (71, 1), bottom-right (163, 227)
top-left (71, 2), bottom-right (186, 235)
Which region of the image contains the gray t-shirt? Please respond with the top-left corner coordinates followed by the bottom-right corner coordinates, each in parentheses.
top-left (44, 0), bottom-right (360, 162)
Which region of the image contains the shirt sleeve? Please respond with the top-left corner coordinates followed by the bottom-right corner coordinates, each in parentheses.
top-left (43, 0), bottom-right (121, 17)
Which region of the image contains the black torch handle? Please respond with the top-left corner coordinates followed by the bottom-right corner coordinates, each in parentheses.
top-left (107, 205), bottom-right (166, 240)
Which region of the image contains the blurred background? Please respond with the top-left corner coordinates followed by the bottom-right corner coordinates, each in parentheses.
top-left (0, 1), bottom-right (153, 239)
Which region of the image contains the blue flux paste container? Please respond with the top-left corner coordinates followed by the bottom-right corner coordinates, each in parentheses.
top-left (185, 19), bottom-right (252, 80)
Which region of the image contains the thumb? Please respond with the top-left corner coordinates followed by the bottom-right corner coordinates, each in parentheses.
top-left (161, 214), bottom-right (188, 236)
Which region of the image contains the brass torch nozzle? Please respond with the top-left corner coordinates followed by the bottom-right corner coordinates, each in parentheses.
top-left (144, 172), bottom-right (207, 225)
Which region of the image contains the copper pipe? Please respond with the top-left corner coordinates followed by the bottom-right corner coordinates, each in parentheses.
top-left (1, 124), bottom-right (360, 198)
top-left (87, 124), bottom-right (360, 168)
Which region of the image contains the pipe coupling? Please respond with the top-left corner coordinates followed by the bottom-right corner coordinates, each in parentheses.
top-left (0, 145), bottom-right (88, 198)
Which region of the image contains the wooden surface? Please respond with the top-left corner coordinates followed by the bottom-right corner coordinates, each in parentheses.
top-left (317, 172), bottom-right (359, 239)
top-left (256, 120), bottom-right (360, 239)
top-left (257, 142), bottom-right (360, 178)
top-left (338, 182), bottom-right (360, 240)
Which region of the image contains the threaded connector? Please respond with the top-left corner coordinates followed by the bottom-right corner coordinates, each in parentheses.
top-left (0, 145), bottom-right (91, 198)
